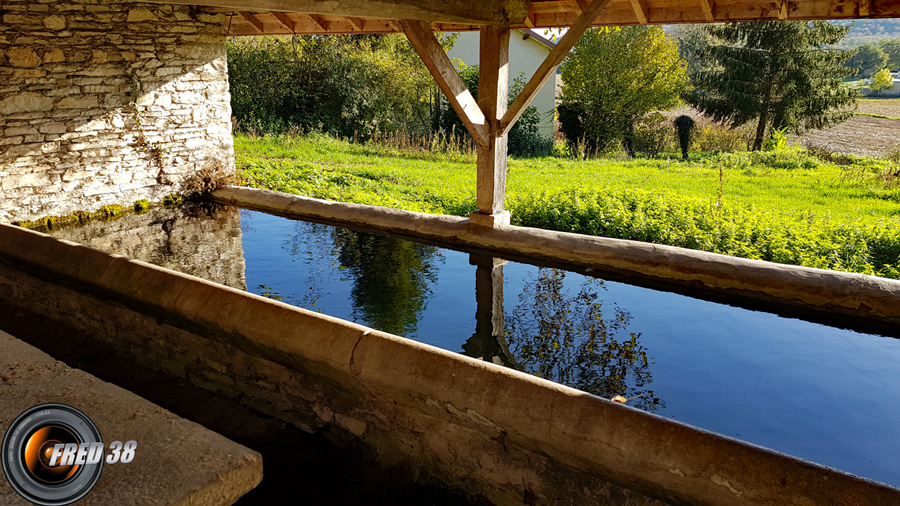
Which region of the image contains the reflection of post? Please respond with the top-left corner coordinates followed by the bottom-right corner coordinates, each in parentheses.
top-left (462, 254), bottom-right (520, 369)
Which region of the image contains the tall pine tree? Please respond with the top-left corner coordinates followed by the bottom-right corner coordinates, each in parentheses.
top-left (686, 21), bottom-right (856, 151)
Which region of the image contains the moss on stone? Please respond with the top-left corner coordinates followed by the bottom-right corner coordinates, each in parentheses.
top-left (163, 194), bottom-right (184, 208)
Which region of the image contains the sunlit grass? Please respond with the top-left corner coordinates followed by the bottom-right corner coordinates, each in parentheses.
top-left (235, 133), bottom-right (900, 223)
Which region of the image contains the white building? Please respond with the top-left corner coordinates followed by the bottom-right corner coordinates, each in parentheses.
top-left (447, 29), bottom-right (557, 139)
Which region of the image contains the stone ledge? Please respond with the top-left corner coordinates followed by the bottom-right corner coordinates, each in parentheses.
top-left (0, 330), bottom-right (262, 506)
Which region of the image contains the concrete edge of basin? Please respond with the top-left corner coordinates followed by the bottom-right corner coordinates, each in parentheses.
top-left (1, 221), bottom-right (899, 506)
top-left (211, 186), bottom-right (900, 325)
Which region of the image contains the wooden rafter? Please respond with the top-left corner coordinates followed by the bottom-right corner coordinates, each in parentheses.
top-left (500, 0), bottom-right (613, 136)
top-left (271, 11), bottom-right (295, 32)
top-left (306, 13), bottom-right (327, 31)
top-left (146, 0), bottom-right (531, 25)
top-left (698, 0), bottom-right (715, 21)
top-left (400, 20), bottom-right (488, 148)
top-left (346, 17), bottom-right (364, 31)
top-left (238, 11), bottom-right (264, 32)
top-left (523, 12), bottom-right (535, 27)
top-left (217, 0), bottom-right (900, 36)
top-left (630, 0), bottom-right (648, 24)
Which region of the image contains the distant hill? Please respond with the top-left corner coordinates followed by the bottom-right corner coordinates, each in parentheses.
top-left (831, 18), bottom-right (900, 44)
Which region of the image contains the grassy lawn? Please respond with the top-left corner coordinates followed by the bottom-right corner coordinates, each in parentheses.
top-left (235, 134), bottom-right (900, 278)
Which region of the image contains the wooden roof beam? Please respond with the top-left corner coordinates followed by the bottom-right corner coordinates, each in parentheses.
top-left (145, 0), bottom-right (530, 25)
top-left (346, 17), bottom-right (364, 31)
top-left (305, 13), bottom-right (327, 31)
top-left (698, 0), bottom-right (715, 21)
top-left (630, 0), bottom-right (649, 24)
top-left (859, 0), bottom-right (871, 16)
top-left (238, 11), bottom-right (264, 32)
top-left (271, 11), bottom-right (296, 32)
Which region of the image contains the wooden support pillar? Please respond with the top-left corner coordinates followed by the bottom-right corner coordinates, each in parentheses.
top-left (471, 25), bottom-right (511, 227)
top-left (403, 0), bottom-right (612, 229)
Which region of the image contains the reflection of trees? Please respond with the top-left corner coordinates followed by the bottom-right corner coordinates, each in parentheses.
top-left (330, 228), bottom-right (441, 337)
top-left (282, 221), bottom-right (337, 309)
top-left (506, 268), bottom-right (662, 411)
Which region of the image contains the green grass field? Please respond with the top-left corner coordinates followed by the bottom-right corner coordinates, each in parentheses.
top-left (235, 134), bottom-right (900, 278)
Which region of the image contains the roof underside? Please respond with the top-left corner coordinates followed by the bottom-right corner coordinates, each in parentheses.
top-left (161, 0), bottom-right (900, 36)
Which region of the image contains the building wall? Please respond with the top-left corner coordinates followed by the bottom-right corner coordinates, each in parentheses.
top-left (0, 1), bottom-right (233, 223)
top-left (447, 30), bottom-right (556, 139)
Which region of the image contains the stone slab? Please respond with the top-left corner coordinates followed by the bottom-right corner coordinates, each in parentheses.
top-left (0, 330), bottom-right (262, 506)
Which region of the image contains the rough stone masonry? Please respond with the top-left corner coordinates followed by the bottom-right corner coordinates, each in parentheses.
top-left (0, 0), bottom-right (234, 222)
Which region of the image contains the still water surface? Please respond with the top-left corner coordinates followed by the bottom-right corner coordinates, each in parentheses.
top-left (51, 204), bottom-right (900, 487)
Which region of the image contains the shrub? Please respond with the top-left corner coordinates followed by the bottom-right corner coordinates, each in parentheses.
top-left (631, 113), bottom-right (674, 157)
top-left (691, 117), bottom-right (753, 152)
top-left (227, 35), bottom-right (438, 138)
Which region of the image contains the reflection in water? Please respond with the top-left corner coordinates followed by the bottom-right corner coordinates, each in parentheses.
top-left (330, 228), bottom-right (442, 337)
top-left (281, 221), bottom-right (337, 309)
top-left (505, 268), bottom-right (661, 410)
top-left (45, 206), bottom-right (900, 484)
top-left (462, 255), bottom-right (521, 370)
top-left (49, 202), bottom-right (247, 290)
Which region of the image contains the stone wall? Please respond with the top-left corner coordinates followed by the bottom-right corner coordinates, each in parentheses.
top-left (0, 0), bottom-right (233, 223)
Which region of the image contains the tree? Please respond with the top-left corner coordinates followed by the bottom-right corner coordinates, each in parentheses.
top-left (880, 39), bottom-right (900, 71)
top-left (871, 68), bottom-right (895, 94)
top-left (559, 26), bottom-right (688, 156)
top-left (845, 43), bottom-right (890, 78)
top-left (687, 22), bottom-right (857, 151)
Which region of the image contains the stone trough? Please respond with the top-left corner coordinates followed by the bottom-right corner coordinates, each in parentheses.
top-left (1, 215), bottom-right (899, 506)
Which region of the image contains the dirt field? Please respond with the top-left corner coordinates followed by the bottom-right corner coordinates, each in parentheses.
top-left (796, 115), bottom-right (900, 157)
top-left (664, 101), bottom-right (900, 158)
top-left (856, 98), bottom-right (900, 118)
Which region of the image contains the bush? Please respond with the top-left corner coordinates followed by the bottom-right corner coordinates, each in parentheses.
top-left (510, 189), bottom-right (900, 278)
top-left (631, 113), bottom-right (674, 157)
top-left (227, 35), bottom-right (438, 138)
top-left (691, 117), bottom-right (753, 152)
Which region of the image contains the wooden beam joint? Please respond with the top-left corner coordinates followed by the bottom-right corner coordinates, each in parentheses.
top-left (271, 11), bottom-right (296, 33)
top-left (501, 0), bottom-right (613, 136)
top-left (630, 0), bottom-right (649, 24)
top-left (698, 0), bottom-right (715, 21)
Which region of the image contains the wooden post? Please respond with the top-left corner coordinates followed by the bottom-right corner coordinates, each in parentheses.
top-left (402, 0), bottom-right (612, 228)
top-left (471, 25), bottom-right (511, 227)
